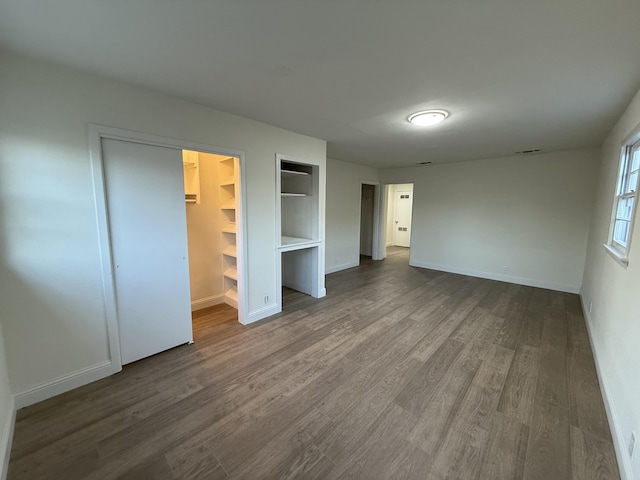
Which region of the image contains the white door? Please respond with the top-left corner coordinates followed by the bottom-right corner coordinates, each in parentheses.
top-left (393, 190), bottom-right (413, 247)
top-left (102, 138), bottom-right (193, 365)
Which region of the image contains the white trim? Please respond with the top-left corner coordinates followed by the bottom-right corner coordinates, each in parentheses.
top-left (410, 260), bottom-right (580, 294)
top-left (579, 291), bottom-right (634, 480)
top-left (602, 243), bottom-right (630, 268)
top-left (89, 124), bottom-right (249, 373)
top-left (191, 294), bottom-right (225, 311)
top-left (325, 261), bottom-right (360, 275)
top-left (245, 304), bottom-right (281, 325)
top-left (0, 396), bottom-right (15, 480)
top-left (14, 361), bottom-right (113, 409)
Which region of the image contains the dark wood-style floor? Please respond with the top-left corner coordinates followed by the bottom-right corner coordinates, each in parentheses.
top-left (9, 247), bottom-right (620, 479)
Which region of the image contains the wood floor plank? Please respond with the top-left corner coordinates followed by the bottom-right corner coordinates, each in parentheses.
top-left (567, 344), bottom-right (611, 441)
top-left (478, 412), bottom-right (529, 480)
top-left (394, 338), bottom-right (466, 416)
top-left (314, 357), bottom-right (424, 464)
top-left (517, 289), bottom-right (549, 348)
top-left (523, 400), bottom-right (572, 480)
top-left (324, 403), bottom-right (426, 480)
top-left (497, 344), bottom-right (540, 424)
top-left (570, 425), bottom-right (620, 480)
top-left (222, 407), bottom-right (332, 480)
top-left (406, 341), bottom-right (483, 455)
top-left (494, 285), bottom-right (533, 349)
top-left (8, 248), bottom-right (619, 480)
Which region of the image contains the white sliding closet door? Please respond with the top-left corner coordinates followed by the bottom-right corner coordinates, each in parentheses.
top-left (102, 138), bottom-right (192, 365)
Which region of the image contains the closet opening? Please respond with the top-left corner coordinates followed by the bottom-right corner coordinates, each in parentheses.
top-left (385, 183), bottom-right (414, 261)
top-left (183, 150), bottom-right (243, 329)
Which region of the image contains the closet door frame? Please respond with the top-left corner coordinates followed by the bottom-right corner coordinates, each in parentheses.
top-left (89, 124), bottom-right (248, 374)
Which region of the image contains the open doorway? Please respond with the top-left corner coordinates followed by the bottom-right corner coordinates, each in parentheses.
top-left (360, 184), bottom-right (375, 258)
top-left (357, 180), bottom-right (383, 264)
top-left (183, 150), bottom-right (244, 335)
top-left (385, 183), bottom-right (414, 260)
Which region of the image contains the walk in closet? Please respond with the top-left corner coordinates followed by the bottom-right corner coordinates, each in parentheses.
top-left (276, 154), bottom-right (326, 308)
top-left (183, 150), bottom-right (243, 312)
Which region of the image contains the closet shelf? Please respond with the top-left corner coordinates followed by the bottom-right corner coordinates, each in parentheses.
top-left (279, 235), bottom-right (321, 252)
top-left (220, 178), bottom-right (235, 187)
top-left (281, 193), bottom-right (308, 197)
top-left (223, 267), bottom-right (238, 281)
top-left (222, 223), bottom-right (236, 234)
top-left (226, 286), bottom-right (238, 303)
top-left (222, 246), bottom-right (237, 258)
top-left (281, 169), bottom-right (310, 177)
top-left (221, 201), bottom-right (236, 210)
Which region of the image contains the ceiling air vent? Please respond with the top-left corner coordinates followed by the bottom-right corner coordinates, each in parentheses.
top-left (515, 149), bottom-right (541, 155)
top-left (417, 161), bottom-right (432, 165)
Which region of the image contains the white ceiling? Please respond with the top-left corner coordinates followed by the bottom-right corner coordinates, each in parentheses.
top-left (1, 0), bottom-right (640, 168)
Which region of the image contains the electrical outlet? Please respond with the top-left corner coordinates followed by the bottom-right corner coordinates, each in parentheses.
top-left (264, 295), bottom-right (269, 304)
top-left (589, 302), bottom-right (593, 313)
top-left (629, 431), bottom-right (636, 458)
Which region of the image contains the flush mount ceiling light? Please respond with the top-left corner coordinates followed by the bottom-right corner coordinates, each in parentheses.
top-left (408, 110), bottom-right (449, 126)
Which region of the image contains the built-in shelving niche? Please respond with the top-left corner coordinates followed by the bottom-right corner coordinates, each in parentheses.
top-left (276, 154), bottom-right (325, 309)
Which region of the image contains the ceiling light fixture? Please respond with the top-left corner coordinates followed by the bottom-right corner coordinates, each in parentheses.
top-left (408, 110), bottom-right (449, 126)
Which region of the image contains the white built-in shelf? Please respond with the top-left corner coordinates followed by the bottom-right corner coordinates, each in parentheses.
top-left (226, 286), bottom-right (238, 301)
top-left (185, 197), bottom-right (197, 204)
top-left (222, 223), bottom-right (236, 234)
top-left (221, 201), bottom-right (236, 210)
top-left (220, 178), bottom-right (235, 187)
top-left (222, 245), bottom-right (237, 258)
top-left (223, 267), bottom-right (238, 281)
top-left (281, 169), bottom-right (310, 177)
top-left (279, 235), bottom-right (321, 252)
top-left (281, 193), bottom-right (308, 197)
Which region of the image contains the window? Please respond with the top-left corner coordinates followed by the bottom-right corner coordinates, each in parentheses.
top-left (607, 138), bottom-right (640, 264)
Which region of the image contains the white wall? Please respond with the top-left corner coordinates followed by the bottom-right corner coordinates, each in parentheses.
top-left (380, 150), bottom-right (600, 292)
top-left (0, 50), bottom-right (325, 400)
top-left (325, 158), bottom-right (378, 273)
top-left (185, 153), bottom-right (224, 310)
top-left (581, 86), bottom-right (640, 480)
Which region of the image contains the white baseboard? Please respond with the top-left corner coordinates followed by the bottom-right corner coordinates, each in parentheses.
top-left (0, 396), bottom-right (15, 480)
top-left (191, 294), bottom-right (224, 311)
top-left (579, 291), bottom-right (634, 480)
top-left (14, 360), bottom-right (113, 409)
top-left (386, 242), bottom-right (393, 246)
top-left (317, 287), bottom-right (327, 298)
top-left (325, 260), bottom-right (359, 275)
top-left (409, 261), bottom-right (580, 294)
top-left (244, 304), bottom-right (280, 325)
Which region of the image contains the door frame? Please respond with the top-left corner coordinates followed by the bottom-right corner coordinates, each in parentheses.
top-left (89, 124), bottom-right (248, 374)
top-left (359, 179), bottom-right (384, 261)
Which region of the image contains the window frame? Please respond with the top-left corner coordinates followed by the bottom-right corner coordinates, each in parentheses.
top-left (605, 136), bottom-right (640, 266)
